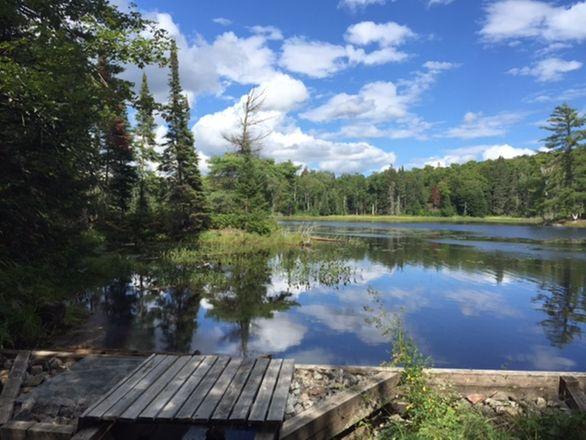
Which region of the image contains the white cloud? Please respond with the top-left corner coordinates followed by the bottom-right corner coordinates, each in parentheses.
top-left (280, 21), bottom-right (415, 78)
top-left (121, 13), bottom-right (280, 106)
top-left (480, 1), bottom-right (586, 43)
top-left (443, 111), bottom-right (525, 139)
top-left (302, 82), bottom-right (407, 122)
top-left (529, 86), bottom-right (586, 103)
top-left (415, 143), bottom-right (535, 168)
top-left (338, 0), bottom-right (387, 11)
top-left (482, 144), bottom-right (535, 160)
top-left (345, 21), bottom-right (415, 47)
top-left (508, 57), bottom-right (582, 82)
top-left (280, 38), bottom-right (348, 78)
top-left (249, 25), bottom-right (284, 40)
top-left (212, 17), bottom-right (232, 26)
top-left (302, 62), bottom-right (456, 124)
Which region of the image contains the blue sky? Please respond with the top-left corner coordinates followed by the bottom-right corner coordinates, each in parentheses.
top-left (120, 0), bottom-right (586, 173)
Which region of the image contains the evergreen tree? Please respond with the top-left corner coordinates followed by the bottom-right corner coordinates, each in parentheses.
top-left (542, 104), bottom-right (585, 219)
top-left (161, 41), bottom-right (209, 237)
top-left (133, 72), bottom-right (159, 238)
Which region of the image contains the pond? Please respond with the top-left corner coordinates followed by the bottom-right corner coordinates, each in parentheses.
top-left (61, 221), bottom-right (586, 371)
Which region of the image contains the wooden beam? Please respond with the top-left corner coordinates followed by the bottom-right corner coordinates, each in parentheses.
top-left (280, 372), bottom-right (400, 440)
top-left (0, 351), bottom-right (31, 425)
top-left (71, 423), bottom-right (113, 440)
top-left (559, 376), bottom-right (586, 411)
top-left (0, 421), bottom-right (34, 440)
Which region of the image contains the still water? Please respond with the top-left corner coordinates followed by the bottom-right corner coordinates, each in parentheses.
top-left (72, 221), bottom-right (586, 370)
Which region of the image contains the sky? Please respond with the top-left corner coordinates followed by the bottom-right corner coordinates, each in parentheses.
top-left (118, 0), bottom-right (586, 174)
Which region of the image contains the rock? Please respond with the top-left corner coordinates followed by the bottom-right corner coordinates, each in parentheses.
top-left (388, 414), bottom-right (405, 424)
top-left (5, 359), bottom-right (13, 370)
top-left (391, 400), bottom-right (409, 416)
top-left (484, 398), bottom-right (500, 409)
top-left (490, 391), bottom-right (511, 401)
top-left (466, 393), bottom-right (486, 405)
top-left (24, 372), bottom-right (48, 387)
top-left (534, 397), bottom-right (547, 409)
top-left (312, 371), bottom-right (323, 381)
top-left (495, 405), bottom-right (522, 417)
top-left (30, 365), bottom-right (43, 375)
top-left (48, 357), bottom-right (63, 370)
top-left (307, 385), bottom-right (326, 397)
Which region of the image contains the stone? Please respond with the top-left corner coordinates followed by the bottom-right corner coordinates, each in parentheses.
top-left (48, 358), bottom-right (63, 370)
top-left (495, 405), bottom-right (522, 417)
top-left (490, 391), bottom-right (511, 401)
top-left (391, 400), bottom-right (409, 416)
top-left (307, 385), bottom-right (326, 397)
top-left (388, 414), bottom-right (405, 424)
top-left (24, 372), bottom-right (48, 387)
top-left (30, 365), bottom-right (43, 375)
top-left (466, 393), bottom-right (486, 405)
top-left (312, 371), bottom-right (323, 380)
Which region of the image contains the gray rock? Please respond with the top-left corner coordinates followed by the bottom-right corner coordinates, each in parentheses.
top-left (24, 372), bottom-right (48, 387)
top-left (535, 397), bottom-right (547, 409)
top-left (48, 357), bottom-right (63, 370)
top-left (30, 365), bottom-right (43, 375)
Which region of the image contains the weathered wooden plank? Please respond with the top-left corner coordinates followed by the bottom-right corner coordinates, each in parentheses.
top-left (254, 427), bottom-right (279, 440)
top-left (71, 423), bottom-right (113, 440)
top-left (266, 359), bottom-right (295, 423)
top-left (158, 355), bottom-right (218, 420)
top-left (0, 351), bottom-right (31, 425)
top-left (560, 376), bottom-right (586, 411)
top-left (120, 356), bottom-right (191, 421)
top-left (139, 355), bottom-right (205, 420)
top-left (229, 357), bottom-right (270, 422)
top-left (27, 423), bottom-right (76, 440)
top-left (249, 359), bottom-right (283, 423)
top-left (280, 372), bottom-right (400, 440)
top-left (102, 355), bottom-right (176, 419)
top-left (0, 420), bottom-right (34, 440)
top-left (211, 358), bottom-right (256, 421)
top-left (82, 353), bottom-right (156, 418)
top-left (83, 354), bottom-right (163, 419)
top-left (176, 357), bottom-right (230, 420)
top-left (192, 357), bottom-right (243, 422)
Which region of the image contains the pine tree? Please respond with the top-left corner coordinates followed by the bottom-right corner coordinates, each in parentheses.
top-left (133, 72), bottom-right (159, 238)
top-left (542, 104), bottom-right (585, 219)
top-left (543, 104), bottom-right (585, 185)
top-left (161, 41), bottom-right (209, 237)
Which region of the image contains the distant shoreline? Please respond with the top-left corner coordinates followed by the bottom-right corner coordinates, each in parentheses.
top-left (278, 215), bottom-right (586, 228)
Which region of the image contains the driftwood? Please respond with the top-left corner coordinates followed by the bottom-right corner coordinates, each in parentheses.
top-left (559, 376), bottom-right (586, 411)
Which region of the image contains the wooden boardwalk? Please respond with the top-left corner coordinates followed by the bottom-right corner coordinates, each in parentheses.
top-left (80, 354), bottom-right (294, 430)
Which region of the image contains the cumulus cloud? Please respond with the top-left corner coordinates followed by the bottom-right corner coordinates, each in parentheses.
top-left (302, 61), bottom-right (456, 125)
top-left (480, 0), bottom-right (586, 43)
top-left (280, 21), bottom-right (415, 78)
top-left (443, 111), bottom-right (525, 139)
top-left (508, 57), bottom-right (583, 82)
top-left (338, 0), bottom-right (387, 11)
top-left (415, 144), bottom-right (535, 168)
top-left (345, 21), bottom-right (415, 47)
top-left (280, 38), bottom-right (348, 78)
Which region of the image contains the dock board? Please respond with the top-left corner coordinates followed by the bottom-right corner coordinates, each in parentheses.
top-left (80, 355), bottom-right (294, 429)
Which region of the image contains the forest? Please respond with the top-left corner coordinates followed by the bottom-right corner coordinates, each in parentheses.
top-left (0, 1), bottom-right (585, 346)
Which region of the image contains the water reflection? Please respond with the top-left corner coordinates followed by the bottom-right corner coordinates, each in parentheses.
top-left (69, 222), bottom-right (586, 370)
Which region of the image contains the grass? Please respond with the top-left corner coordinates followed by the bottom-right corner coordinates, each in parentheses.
top-left (279, 214), bottom-right (543, 225)
top-left (164, 228), bottom-right (309, 265)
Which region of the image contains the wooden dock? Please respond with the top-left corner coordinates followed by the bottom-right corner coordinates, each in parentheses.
top-left (79, 354), bottom-right (294, 437)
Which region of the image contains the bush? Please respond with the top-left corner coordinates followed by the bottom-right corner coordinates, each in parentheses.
top-left (211, 213), bottom-right (277, 235)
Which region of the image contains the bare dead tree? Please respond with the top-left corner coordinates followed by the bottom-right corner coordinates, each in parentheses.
top-left (223, 88), bottom-right (272, 155)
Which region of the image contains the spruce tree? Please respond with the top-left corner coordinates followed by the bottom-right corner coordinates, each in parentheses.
top-left (161, 41), bottom-right (209, 238)
top-left (133, 72), bottom-right (159, 238)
